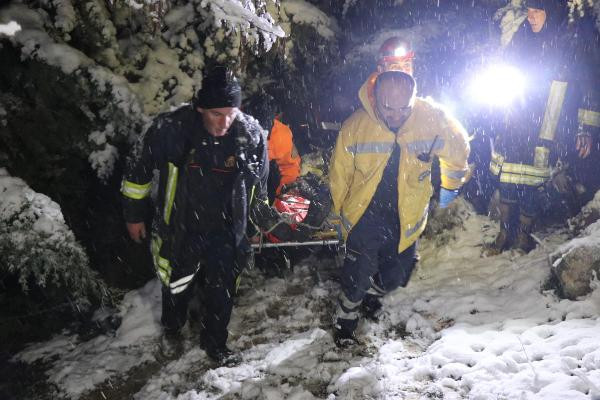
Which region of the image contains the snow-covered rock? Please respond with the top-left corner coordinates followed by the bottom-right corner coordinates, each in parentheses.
top-left (551, 192), bottom-right (600, 299)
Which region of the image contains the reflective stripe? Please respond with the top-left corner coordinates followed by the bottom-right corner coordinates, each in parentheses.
top-left (339, 292), bottom-right (361, 311)
top-left (418, 170), bottom-right (431, 182)
top-left (340, 212), bottom-right (353, 232)
top-left (578, 109), bottom-right (600, 128)
top-left (501, 162), bottom-right (550, 178)
top-left (163, 163), bottom-right (178, 225)
top-left (121, 180), bottom-right (151, 200)
top-left (533, 146), bottom-right (550, 169)
top-left (489, 152), bottom-right (504, 176)
top-left (170, 274), bottom-right (195, 294)
top-left (405, 211), bottom-right (428, 238)
top-left (336, 293), bottom-right (361, 321)
top-left (336, 306), bottom-right (359, 321)
top-left (151, 235), bottom-right (171, 285)
top-left (441, 167), bottom-right (467, 180)
top-left (367, 281), bottom-right (385, 296)
top-left (499, 172), bottom-right (547, 186)
top-left (490, 151), bottom-right (550, 181)
top-left (539, 80), bottom-right (568, 141)
top-left (406, 138), bottom-right (445, 155)
top-left (346, 142), bottom-right (394, 154)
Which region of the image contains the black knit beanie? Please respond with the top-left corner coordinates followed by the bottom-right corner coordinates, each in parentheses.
top-left (194, 66), bottom-right (242, 109)
top-left (524, 0), bottom-right (550, 9)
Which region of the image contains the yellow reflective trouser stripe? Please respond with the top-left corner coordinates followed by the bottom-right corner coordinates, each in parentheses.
top-left (489, 150), bottom-right (550, 182)
top-left (578, 109), bottom-right (600, 128)
top-left (499, 173), bottom-right (547, 186)
top-left (151, 235), bottom-right (171, 285)
top-left (489, 152), bottom-right (503, 176)
top-left (163, 163), bottom-right (178, 225)
top-left (539, 80), bottom-right (567, 141)
top-left (121, 180), bottom-right (151, 200)
top-left (533, 146), bottom-right (550, 169)
top-left (500, 162), bottom-right (550, 178)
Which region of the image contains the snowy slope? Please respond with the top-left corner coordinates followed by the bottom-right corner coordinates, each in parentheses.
top-left (14, 199), bottom-right (600, 399)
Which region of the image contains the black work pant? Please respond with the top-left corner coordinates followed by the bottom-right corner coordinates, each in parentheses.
top-left (498, 182), bottom-right (539, 217)
top-left (161, 229), bottom-right (242, 349)
top-left (336, 213), bottom-right (417, 334)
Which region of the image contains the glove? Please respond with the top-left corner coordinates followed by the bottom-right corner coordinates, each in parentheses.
top-left (551, 170), bottom-right (571, 194)
top-left (439, 188), bottom-right (458, 209)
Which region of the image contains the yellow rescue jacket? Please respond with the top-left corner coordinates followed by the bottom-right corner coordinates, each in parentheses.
top-left (329, 79), bottom-right (470, 252)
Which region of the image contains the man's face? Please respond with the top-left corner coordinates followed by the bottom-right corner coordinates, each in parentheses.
top-left (375, 81), bottom-right (414, 131)
top-left (527, 7), bottom-right (547, 33)
top-left (197, 107), bottom-right (239, 137)
top-left (377, 58), bottom-right (414, 76)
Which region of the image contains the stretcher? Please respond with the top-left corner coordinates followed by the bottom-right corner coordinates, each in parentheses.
top-left (250, 193), bottom-right (341, 251)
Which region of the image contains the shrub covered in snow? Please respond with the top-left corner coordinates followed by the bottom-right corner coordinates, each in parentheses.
top-left (0, 169), bottom-right (105, 306)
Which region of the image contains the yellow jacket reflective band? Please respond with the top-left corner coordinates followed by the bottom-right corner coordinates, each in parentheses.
top-left (121, 180), bottom-right (151, 200)
top-left (539, 80), bottom-right (568, 141)
top-left (163, 163), bottom-right (178, 225)
top-left (346, 142), bottom-right (395, 154)
top-left (329, 79), bottom-right (470, 253)
top-left (151, 235), bottom-right (171, 285)
top-left (578, 109), bottom-right (600, 128)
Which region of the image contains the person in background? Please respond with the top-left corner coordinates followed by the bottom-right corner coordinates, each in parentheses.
top-left (488, 0), bottom-right (599, 254)
top-left (244, 93), bottom-right (301, 204)
top-left (329, 71), bottom-right (470, 347)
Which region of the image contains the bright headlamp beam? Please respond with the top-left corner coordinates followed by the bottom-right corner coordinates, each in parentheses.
top-left (393, 47), bottom-right (407, 57)
top-left (469, 65), bottom-right (526, 107)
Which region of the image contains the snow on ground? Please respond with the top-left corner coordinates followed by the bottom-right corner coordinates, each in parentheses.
top-left (14, 199), bottom-right (600, 399)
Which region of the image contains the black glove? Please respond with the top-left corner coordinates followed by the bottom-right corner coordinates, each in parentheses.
top-left (268, 159), bottom-right (281, 204)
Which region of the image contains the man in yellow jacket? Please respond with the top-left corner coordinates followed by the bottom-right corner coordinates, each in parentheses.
top-left (329, 71), bottom-right (470, 346)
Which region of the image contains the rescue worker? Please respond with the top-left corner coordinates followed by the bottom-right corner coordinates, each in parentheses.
top-left (268, 116), bottom-right (301, 198)
top-left (329, 71), bottom-right (470, 346)
top-left (488, 0), bottom-right (599, 253)
top-left (121, 66), bottom-right (292, 365)
top-left (244, 93), bottom-right (301, 204)
top-left (363, 36), bottom-right (416, 111)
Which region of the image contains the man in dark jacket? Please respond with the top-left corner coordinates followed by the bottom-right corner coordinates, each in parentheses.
top-left (121, 66), bottom-right (287, 365)
top-left (488, 0), bottom-right (599, 253)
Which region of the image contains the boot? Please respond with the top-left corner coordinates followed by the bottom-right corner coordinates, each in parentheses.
top-left (157, 329), bottom-right (184, 360)
top-left (200, 336), bottom-right (241, 366)
top-left (361, 294), bottom-right (383, 321)
top-left (333, 324), bottom-right (361, 348)
top-left (486, 201), bottom-right (513, 255)
top-left (515, 213), bottom-right (536, 252)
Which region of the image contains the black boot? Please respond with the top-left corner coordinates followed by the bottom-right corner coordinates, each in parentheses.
top-left (333, 323), bottom-right (360, 348)
top-left (515, 213), bottom-right (536, 252)
top-left (200, 336), bottom-right (241, 366)
top-left (158, 328), bottom-right (184, 359)
top-left (361, 294), bottom-right (383, 321)
top-left (486, 201), bottom-right (513, 255)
